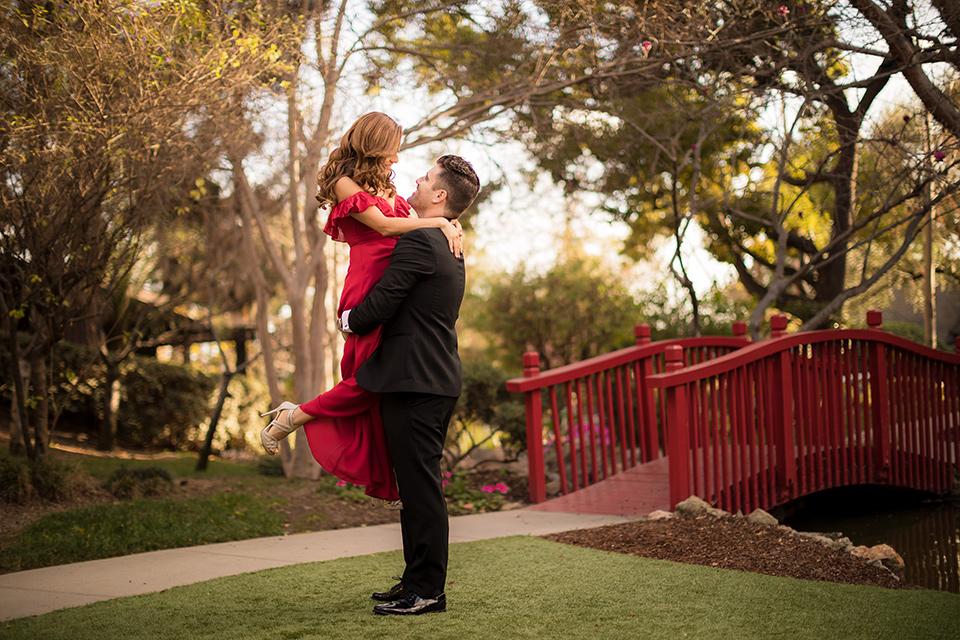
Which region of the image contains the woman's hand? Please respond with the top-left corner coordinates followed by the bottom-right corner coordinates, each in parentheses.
top-left (439, 219), bottom-right (464, 258)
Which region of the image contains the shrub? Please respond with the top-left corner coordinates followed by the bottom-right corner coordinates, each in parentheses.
top-left (0, 454), bottom-right (32, 504)
top-left (103, 466), bottom-right (174, 499)
top-left (0, 333), bottom-right (220, 450)
top-left (117, 356), bottom-right (218, 449)
top-left (31, 458), bottom-right (83, 502)
top-left (257, 455), bottom-right (285, 477)
top-left (0, 454), bottom-right (86, 504)
top-left (883, 321), bottom-right (952, 352)
top-left (451, 358), bottom-right (527, 456)
top-left (442, 470), bottom-right (509, 515)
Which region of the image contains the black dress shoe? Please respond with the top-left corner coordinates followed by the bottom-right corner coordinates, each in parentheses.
top-left (371, 582), bottom-right (408, 602)
top-left (373, 591), bottom-right (445, 615)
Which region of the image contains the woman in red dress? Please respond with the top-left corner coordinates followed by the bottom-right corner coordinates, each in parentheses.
top-left (259, 113), bottom-right (461, 503)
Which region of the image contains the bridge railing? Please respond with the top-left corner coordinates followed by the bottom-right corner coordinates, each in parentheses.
top-left (505, 323), bottom-right (750, 503)
top-left (649, 311), bottom-right (960, 514)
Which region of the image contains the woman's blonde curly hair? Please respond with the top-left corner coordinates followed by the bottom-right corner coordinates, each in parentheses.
top-left (315, 113), bottom-right (402, 208)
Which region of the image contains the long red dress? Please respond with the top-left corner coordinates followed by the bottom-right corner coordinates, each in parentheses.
top-left (299, 191), bottom-right (408, 501)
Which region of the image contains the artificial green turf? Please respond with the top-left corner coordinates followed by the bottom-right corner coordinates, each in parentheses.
top-left (3, 536), bottom-right (957, 640)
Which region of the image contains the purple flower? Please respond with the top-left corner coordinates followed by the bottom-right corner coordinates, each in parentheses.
top-left (933, 150), bottom-right (946, 162)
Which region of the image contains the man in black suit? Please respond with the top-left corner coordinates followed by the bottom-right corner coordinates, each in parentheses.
top-left (340, 155), bottom-right (480, 615)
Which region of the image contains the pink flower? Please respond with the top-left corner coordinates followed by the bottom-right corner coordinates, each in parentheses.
top-left (777, 6), bottom-right (789, 16)
top-left (336, 480), bottom-right (348, 487)
top-left (641, 41), bottom-right (652, 52)
top-left (481, 483), bottom-right (510, 494)
top-left (933, 150), bottom-right (946, 161)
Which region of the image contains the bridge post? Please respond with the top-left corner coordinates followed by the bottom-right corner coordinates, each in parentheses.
top-left (521, 352), bottom-right (547, 503)
top-left (771, 314), bottom-right (788, 338)
top-left (866, 311), bottom-right (891, 481)
top-left (733, 321), bottom-right (748, 341)
top-left (664, 346), bottom-right (691, 509)
top-left (635, 323), bottom-right (652, 346)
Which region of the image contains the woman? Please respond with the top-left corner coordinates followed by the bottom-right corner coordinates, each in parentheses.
top-left (259, 112), bottom-right (461, 503)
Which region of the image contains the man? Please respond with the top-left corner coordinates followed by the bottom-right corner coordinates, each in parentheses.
top-left (340, 155), bottom-right (480, 615)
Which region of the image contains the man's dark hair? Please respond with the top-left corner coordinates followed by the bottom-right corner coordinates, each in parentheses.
top-left (435, 155), bottom-right (480, 218)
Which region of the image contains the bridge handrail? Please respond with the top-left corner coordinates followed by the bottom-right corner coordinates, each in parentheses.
top-left (506, 336), bottom-right (751, 393)
top-left (648, 328), bottom-right (960, 389)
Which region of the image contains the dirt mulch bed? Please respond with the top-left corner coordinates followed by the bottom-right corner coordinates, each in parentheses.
top-left (544, 513), bottom-right (916, 590)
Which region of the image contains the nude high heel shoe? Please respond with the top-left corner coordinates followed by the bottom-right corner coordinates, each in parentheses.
top-left (260, 401), bottom-right (299, 455)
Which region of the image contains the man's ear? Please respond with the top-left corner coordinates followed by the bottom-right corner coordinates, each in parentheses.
top-left (433, 189), bottom-right (448, 205)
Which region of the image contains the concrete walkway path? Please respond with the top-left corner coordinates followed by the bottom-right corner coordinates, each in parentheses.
top-left (0, 508), bottom-right (633, 621)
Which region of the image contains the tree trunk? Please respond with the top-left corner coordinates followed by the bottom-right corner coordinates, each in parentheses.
top-left (197, 371), bottom-right (233, 472)
top-left (99, 357), bottom-right (120, 451)
top-left (29, 350), bottom-right (50, 462)
top-left (8, 371), bottom-right (25, 457)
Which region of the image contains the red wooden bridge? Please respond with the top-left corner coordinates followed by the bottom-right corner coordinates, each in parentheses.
top-left (506, 311), bottom-right (960, 516)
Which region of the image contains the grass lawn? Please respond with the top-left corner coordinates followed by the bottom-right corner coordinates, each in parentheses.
top-left (68, 451), bottom-right (264, 479)
top-left (3, 536), bottom-right (958, 640)
top-left (0, 493), bottom-right (285, 572)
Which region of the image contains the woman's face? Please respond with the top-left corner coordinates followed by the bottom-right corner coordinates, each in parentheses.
top-left (383, 144), bottom-right (400, 171)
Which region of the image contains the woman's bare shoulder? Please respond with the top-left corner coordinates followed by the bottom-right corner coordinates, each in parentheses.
top-left (334, 175), bottom-right (364, 201)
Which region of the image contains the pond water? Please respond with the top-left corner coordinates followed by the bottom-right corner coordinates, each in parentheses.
top-left (777, 486), bottom-right (960, 593)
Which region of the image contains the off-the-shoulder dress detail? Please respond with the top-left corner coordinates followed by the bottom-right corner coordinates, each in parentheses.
top-left (299, 191), bottom-right (411, 501)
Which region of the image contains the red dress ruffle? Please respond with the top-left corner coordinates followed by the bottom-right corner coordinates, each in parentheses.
top-left (300, 191), bottom-right (411, 501)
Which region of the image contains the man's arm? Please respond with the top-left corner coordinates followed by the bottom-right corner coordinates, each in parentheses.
top-left (346, 230), bottom-right (435, 336)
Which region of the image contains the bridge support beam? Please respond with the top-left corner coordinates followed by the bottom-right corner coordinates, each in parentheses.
top-left (664, 346), bottom-right (691, 509)
top-left (521, 352), bottom-right (547, 503)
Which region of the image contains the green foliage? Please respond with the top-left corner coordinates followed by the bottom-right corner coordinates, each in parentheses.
top-left (0, 454), bottom-right (32, 504)
top-left (117, 356), bottom-right (218, 449)
top-left (0, 334), bottom-right (220, 450)
top-left (0, 493), bottom-right (284, 573)
top-left (102, 466), bottom-right (174, 499)
top-left (256, 455), bottom-right (285, 477)
top-left (475, 257), bottom-right (640, 371)
top-left (454, 357), bottom-right (527, 455)
top-left (882, 321), bottom-right (953, 352)
top-left (0, 453), bottom-right (83, 504)
top-left (215, 372), bottom-right (272, 452)
top-left (635, 282), bottom-right (754, 340)
top-left (330, 479), bottom-right (371, 505)
top-left (442, 469), bottom-right (509, 515)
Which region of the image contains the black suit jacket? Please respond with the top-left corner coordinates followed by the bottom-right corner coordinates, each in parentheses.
top-left (350, 227), bottom-right (465, 398)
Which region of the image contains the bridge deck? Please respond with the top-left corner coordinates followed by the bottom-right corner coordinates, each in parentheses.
top-left (526, 456), bottom-right (671, 516)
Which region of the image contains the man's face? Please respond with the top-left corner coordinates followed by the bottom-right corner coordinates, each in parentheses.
top-left (408, 164), bottom-right (442, 215)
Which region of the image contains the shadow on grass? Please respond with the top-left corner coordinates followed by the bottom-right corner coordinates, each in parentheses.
top-left (4, 536), bottom-right (958, 640)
